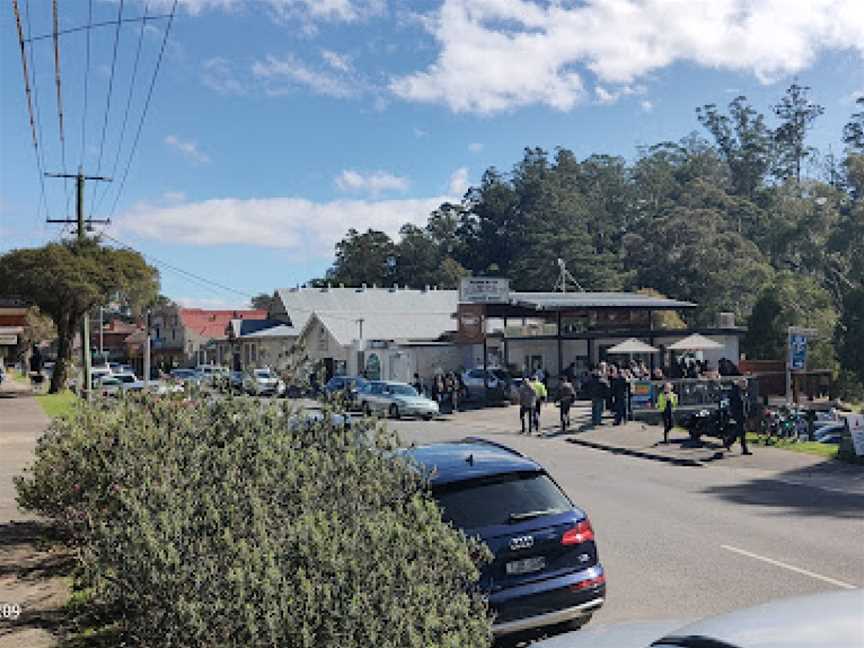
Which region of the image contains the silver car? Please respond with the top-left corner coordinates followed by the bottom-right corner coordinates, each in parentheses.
top-left (357, 381), bottom-right (440, 420)
top-left (535, 589), bottom-right (864, 648)
top-left (244, 368), bottom-right (285, 397)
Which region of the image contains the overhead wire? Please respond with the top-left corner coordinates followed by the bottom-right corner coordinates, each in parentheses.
top-left (50, 0), bottom-right (70, 216)
top-left (95, 0), bottom-right (124, 176)
top-left (94, 2), bottom-right (149, 217)
top-left (24, 12), bottom-right (174, 43)
top-left (107, 0), bottom-right (178, 221)
top-left (79, 0), bottom-right (93, 169)
top-left (12, 0), bottom-right (48, 225)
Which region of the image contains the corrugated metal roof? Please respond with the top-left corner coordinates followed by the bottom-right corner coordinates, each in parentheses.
top-left (509, 292), bottom-right (695, 310)
top-left (242, 323), bottom-right (297, 339)
top-left (310, 311), bottom-right (456, 347)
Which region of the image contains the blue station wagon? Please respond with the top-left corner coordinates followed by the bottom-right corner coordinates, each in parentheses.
top-left (404, 439), bottom-right (606, 637)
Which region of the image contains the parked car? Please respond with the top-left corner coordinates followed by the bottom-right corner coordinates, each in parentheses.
top-left (535, 589), bottom-right (864, 648)
top-left (228, 370), bottom-right (245, 393)
top-left (357, 381), bottom-right (440, 419)
top-left (169, 368), bottom-right (203, 386)
top-left (461, 368), bottom-right (512, 402)
top-left (196, 364), bottom-right (229, 384)
top-left (244, 368), bottom-right (285, 397)
top-left (323, 375), bottom-right (368, 406)
top-left (812, 421), bottom-right (846, 441)
top-left (403, 438), bottom-right (605, 638)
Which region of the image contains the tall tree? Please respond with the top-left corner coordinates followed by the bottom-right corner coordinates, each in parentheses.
top-left (696, 96), bottom-right (773, 198)
top-left (325, 228), bottom-right (397, 287)
top-left (0, 240), bottom-right (159, 392)
top-left (835, 287), bottom-right (864, 383)
top-left (250, 293), bottom-right (275, 312)
top-left (842, 96), bottom-right (864, 153)
top-left (772, 81), bottom-right (825, 184)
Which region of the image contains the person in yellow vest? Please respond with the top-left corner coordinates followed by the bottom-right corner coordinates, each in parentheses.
top-left (657, 382), bottom-right (678, 444)
top-left (530, 374), bottom-right (548, 434)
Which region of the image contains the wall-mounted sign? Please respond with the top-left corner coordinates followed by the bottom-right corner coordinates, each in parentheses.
top-left (0, 334), bottom-right (17, 345)
top-left (459, 277), bottom-right (510, 303)
top-left (456, 303), bottom-right (486, 344)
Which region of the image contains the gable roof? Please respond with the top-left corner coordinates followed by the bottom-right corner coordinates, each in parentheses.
top-left (180, 308), bottom-right (267, 340)
top-left (273, 287), bottom-right (459, 332)
top-left (303, 310), bottom-right (457, 347)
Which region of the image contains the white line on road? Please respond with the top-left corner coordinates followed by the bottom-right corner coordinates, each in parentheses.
top-left (721, 544), bottom-right (857, 590)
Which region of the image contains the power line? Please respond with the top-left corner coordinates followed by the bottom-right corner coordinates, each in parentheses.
top-left (96, 0), bottom-right (125, 175)
top-left (94, 3), bottom-right (149, 217)
top-left (12, 0), bottom-right (48, 225)
top-left (107, 0), bottom-right (178, 221)
top-left (79, 0), bottom-right (93, 168)
top-left (24, 12), bottom-right (173, 43)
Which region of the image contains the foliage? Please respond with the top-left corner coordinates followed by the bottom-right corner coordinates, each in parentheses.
top-left (636, 289), bottom-right (687, 329)
top-left (771, 82), bottom-right (825, 184)
top-left (250, 292), bottom-right (275, 312)
top-left (0, 240), bottom-right (159, 393)
top-left (15, 397), bottom-right (492, 648)
top-left (842, 97), bottom-right (864, 153)
top-left (835, 287), bottom-right (864, 383)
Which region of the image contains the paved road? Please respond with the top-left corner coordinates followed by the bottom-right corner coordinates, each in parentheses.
top-left (387, 403), bottom-right (864, 630)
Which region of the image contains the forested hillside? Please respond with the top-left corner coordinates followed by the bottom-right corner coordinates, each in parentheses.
top-left (320, 84), bottom-right (864, 396)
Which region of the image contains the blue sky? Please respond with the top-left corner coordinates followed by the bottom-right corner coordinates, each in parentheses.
top-left (2, 0), bottom-right (863, 308)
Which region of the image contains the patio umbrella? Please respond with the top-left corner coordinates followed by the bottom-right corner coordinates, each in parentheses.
top-left (606, 338), bottom-right (659, 354)
top-left (668, 333), bottom-right (723, 351)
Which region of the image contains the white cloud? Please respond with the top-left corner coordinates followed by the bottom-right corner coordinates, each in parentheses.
top-left (150, 0), bottom-right (384, 22)
top-left (449, 167), bottom-right (470, 196)
top-left (252, 54), bottom-right (360, 98)
top-left (468, 142), bottom-right (483, 153)
top-left (321, 49), bottom-right (352, 72)
top-left (640, 99), bottom-right (655, 113)
top-left (164, 135), bottom-right (210, 164)
top-left (335, 170), bottom-right (410, 196)
top-left (201, 57), bottom-right (246, 95)
top-left (413, 127), bottom-right (429, 138)
top-left (114, 195), bottom-right (450, 259)
top-left (162, 191), bottom-right (187, 204)
top-left (391, 0), bottom-right (864, 114)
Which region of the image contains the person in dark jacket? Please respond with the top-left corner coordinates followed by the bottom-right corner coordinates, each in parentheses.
top-left (586, 369), bottom-right (608, 426)
top-left (611, 369), bottom-right (629, 425)
top-left (725, 379), bottom-right (752, 454)
top-left (558, 376), bottom-right (576, 430)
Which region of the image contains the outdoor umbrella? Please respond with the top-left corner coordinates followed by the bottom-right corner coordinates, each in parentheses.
top-left (606, 338), bottom-right (659, 354)
top-left (668, 333), bottom-right (723, 351)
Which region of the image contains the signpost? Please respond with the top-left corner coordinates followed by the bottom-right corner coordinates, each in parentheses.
top-left (786, 326), bottom-right (817, 403)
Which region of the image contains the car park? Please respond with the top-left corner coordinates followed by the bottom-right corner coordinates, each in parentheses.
top-left (357, 380), bottom-right (440, 419)
top-left (403, 438), bottom-right (604, 638)
top-left (535, 589), bottom-right (864, 648)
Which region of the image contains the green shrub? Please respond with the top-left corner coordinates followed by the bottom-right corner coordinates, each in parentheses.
top-left (16, 396), bottom-right (491, 647)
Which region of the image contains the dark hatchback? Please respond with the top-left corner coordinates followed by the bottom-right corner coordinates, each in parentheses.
top-left (404, 439), bottom-right (605, 637)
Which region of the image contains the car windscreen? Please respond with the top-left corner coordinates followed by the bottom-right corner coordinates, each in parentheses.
top-left (432, 471), bottom-right (571, 530)
top-left (389, 384), bottom-right (418, 396)
top-left (254, 370), bottom-right (272, 378)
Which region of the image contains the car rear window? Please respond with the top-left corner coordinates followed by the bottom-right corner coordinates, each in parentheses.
top-left (433, 471), bottom-right (571, 529)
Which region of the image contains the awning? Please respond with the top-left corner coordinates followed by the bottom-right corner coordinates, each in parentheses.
top-left (606, 338), bottom-right (659, 354)
top-left (668, 333), bottom-right (724, 351)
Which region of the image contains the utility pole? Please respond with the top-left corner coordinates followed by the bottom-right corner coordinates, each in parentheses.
top-left (143, 310), bottom-right (151, 388)
top-left (46, 170), bottom-right (111, 399)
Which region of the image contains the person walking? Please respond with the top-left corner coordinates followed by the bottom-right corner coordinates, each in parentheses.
top-left (531, 374), bottom-right (548, 433)
top-left (611, 368), bottom-right (629, 425)
top-left (657, 382), bottom-right (678, 444)
top-left (518, 378), bottom-right (538, 434)
top-left (449, 371), bottom-right (461, 412)
top-left (725, 379), bottom-right (752, 454)
top-left (411, 372), bottom-right (423, 396)
top-left (586, 369), bottom-right (608, 426)
top-left (558, 376), bottom-right (576, 431)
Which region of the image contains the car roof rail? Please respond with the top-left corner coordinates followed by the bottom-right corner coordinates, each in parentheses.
top-left (461, 436), bottom-right (524, 457)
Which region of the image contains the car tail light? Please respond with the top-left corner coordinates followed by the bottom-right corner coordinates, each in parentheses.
top-left (570, 573), bottom-right (605, 591)
top-left (562, 519), bottom-right (594, 545)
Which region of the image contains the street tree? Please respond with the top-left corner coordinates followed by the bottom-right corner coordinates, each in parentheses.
top-left (835, 287), bottom-right (864, 384)
top-left (772, 82), bottom-right (825, 185)
top-left (0, 240), bottom-right (159, 393)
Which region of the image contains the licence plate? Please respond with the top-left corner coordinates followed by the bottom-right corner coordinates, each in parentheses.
top-left (506, 556), bottom-right (546, 575)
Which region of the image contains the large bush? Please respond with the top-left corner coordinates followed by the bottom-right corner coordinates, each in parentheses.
top-left (16, 396), bottom-right (491, 647)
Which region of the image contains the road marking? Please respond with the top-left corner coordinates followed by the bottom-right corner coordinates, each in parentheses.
top-left (721, 544), bottom-right (857, 590)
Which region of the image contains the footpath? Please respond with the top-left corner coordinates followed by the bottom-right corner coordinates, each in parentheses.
top-left (561, 404), bottom-right (864, 496)
top-left (0, 379), bottom-right (68, 648)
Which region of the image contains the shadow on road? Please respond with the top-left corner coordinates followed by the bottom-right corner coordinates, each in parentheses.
top-left (702, 463), bottom-right (864, 519)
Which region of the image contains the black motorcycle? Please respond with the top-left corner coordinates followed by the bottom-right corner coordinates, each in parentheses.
top-left (685, 396), bottom-right (738, 444)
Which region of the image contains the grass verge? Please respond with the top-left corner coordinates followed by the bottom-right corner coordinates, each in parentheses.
top-left (36, 390), bottom-right (78, 419)
top-left (747, 432), bottom-right (839, 459)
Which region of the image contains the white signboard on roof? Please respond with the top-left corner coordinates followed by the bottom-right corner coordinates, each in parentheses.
top-left (459, 277), bottom-right (510, 304)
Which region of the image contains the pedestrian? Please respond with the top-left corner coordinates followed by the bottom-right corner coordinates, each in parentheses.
top-left (558, 375), bottom-right (576, 431)
top-left (411, 372), bottom-right (423, 396)
top-left (531, 374), bottom-right (548, 433)
top-left (449, 371), bottom-right (460, 412)
top-left (611, 368), bottom-right (629, 425)
top-left (434, 373), bottom-right (445, 407)
top-left (586, 368), bottom-right (608, 426)
top-left (518, 378), bottom-right (537, 434)
top-left (725, 379), bottom-right (752, 455)
top-left (657, 382), bottom-right (677, 444)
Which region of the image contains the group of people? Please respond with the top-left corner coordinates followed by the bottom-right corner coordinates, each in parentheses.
top-left (517, 374), bottom-right (549, 435)
top-left (583, 361), bottom-right (646, 427)
top-left (413, 372), bottom-right (466, 413)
